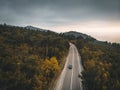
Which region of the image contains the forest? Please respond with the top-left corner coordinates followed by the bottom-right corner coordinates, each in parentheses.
top-left (0, 24), bottom-right (120, 90)
top-left (0, 24), bottom-right (69, 90)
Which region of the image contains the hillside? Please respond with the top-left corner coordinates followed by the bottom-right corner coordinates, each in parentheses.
top-left (64, 31), bottom-right (95, 40)
top-left (25, 26), bottom-right (49, 32)
top-left (0, 24), bottom-right (120, 90)
top-left (0, 24), bottom-right (69, 90)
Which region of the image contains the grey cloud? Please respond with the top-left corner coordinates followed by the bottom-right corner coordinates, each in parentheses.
top-left (0, 0), bottom-right (120, 26)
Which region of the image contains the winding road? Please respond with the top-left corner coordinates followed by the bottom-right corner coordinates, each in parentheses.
top-left (54, 43), bottom-right (83, 90)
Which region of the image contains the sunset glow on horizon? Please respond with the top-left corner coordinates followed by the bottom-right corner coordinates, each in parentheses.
top-left (33, 20), bottom-right (120, 43)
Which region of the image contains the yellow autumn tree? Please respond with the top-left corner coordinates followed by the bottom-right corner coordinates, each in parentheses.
top-left (50, 57), bottom-right (60, 74)
top-left (41, 56), bottom-right (60, 78)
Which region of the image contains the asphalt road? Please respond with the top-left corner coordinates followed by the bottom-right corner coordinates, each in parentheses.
top-left (54, 43), bottom-right (83, 90)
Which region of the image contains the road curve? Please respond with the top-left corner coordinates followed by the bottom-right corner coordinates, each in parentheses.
top-left (54, 43), bottom-right (83, 90)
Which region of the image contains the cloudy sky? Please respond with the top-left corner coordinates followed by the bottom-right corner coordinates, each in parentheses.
top-left (0, 0), bottom-right (120, 43)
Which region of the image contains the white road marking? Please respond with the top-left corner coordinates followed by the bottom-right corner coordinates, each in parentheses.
top-left (70, 46), bottom-right (74, 90)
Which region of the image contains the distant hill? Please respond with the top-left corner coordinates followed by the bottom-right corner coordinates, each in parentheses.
top-left (2, 24), bottom-right (119, 47)
top-left (63, 31), bottom-right (118, 47)
top-left (25, 26), bottom-right (110, 45)
top-left (64, 31), bottom-right (96, 40)
top-left (25, 25), bottom-right (48, 32)
top-left (25, 26), bottom-right (95, 41)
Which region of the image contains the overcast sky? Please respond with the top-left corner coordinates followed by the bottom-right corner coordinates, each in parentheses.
top-left (0, 0), bottom-right (120, 43)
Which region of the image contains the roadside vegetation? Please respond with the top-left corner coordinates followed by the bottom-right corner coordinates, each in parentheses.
top-left (80, 43), bottom-right (120, 90)
top-left (64, 33), bottom-right (120, 90)
top-left (0, 24), bottom-right (69, 90)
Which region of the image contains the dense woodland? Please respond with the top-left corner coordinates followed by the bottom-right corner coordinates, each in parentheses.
top-left (0, 24), bottom-right (69, 90)
top-left (0, 24), bottom-right (120, 90)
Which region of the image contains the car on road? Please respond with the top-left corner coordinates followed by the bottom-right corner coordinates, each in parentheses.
top-left (68, 65), bottom-right (72, 69)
